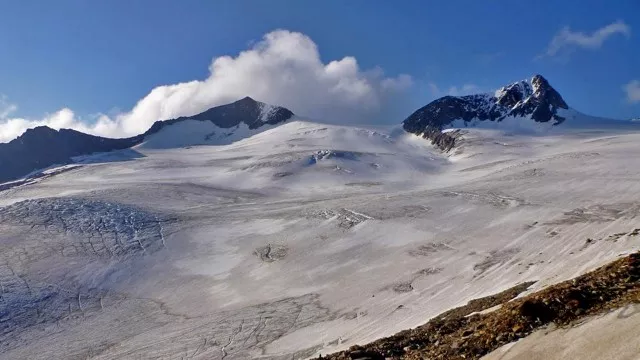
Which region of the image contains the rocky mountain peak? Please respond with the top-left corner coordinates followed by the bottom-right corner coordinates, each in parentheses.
top-left (530, 74), bottom-right (568, 109)
top-left (404, 75), bottom-right (569, 131)
top-left (237, 96), bottom-right (257, 103)
top-left (402, 74), bottom-right (570, 151)
top-left (531, 74), bottom-right (549, 94)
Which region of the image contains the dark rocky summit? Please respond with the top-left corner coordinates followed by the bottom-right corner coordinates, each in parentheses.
top-left (0, 97), bottom-right (294, 183)
top-left (403, 75), bottom-right (569, 151)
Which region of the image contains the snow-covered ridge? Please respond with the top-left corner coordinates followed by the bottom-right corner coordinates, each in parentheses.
top-left (135, 97), bottom-right (296, 149)
top-left (137, 118), bottom-right (294, 149)
top-left (141, 96), bottom-right (294, 136)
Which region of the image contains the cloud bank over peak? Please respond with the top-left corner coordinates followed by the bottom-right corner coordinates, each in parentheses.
top-left (0, 29), bottom-right (412, 143)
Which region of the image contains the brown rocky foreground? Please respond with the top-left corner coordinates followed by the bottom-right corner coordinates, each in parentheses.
top-left (319, 251), bottom-right (640, 360)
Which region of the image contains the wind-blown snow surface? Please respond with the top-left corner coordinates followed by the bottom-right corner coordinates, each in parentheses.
top-left (137, 119), bottom-right (284, 149)
top-left (3, 120), bottom-right (640, 359)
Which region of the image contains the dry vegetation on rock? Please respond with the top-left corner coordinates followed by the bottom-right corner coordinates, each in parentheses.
top-left (321, 251), bottom-right (640, 360)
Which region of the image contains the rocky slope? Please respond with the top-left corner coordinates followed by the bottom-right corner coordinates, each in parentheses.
top-left (320, 250), bottom-right (640, 360)
top-left (403, 75), bottom-right (570, 151)
top-left (0, 97), bottom-right (294, 183)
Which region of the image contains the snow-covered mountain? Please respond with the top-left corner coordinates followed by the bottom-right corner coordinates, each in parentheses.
top-left (0, 97), bottom-right (294, 182)
top-left (405, 75), bottom-right (568, 130)
top-left (4, 82), bottom-right (640, 359)
top-left (4, 115), bottom-right (640, 360)
top-left (403, 75), bottom-right (636, 151)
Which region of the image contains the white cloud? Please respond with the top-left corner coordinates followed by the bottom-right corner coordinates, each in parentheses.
top-left (0, 95), bottom-right (17, 119)
top-left (623, 80), bottom-right (640, 104)
top-left (427, 82), bottom-right (482, 97)
top-left (0, 30), bottom-right (412, 143)
top-left (541, 20), bottom-right (631, 58)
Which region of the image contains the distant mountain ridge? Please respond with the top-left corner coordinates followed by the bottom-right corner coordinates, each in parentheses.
top-left (0, 127), bottom-right (141, 184)
top-left (0, 78), bottom-right (633, 183)
top-left (0, 97), bottom-right (294, 183)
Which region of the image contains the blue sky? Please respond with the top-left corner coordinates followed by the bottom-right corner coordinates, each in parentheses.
top-left (0, 0), bottom-right (639, 140)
